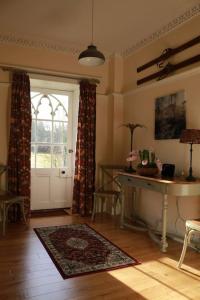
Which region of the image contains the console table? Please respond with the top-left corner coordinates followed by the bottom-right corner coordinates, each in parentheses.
top-left (117, 172), bottom-right (200, 252)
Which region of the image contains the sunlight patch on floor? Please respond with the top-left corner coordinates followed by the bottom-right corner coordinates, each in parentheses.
top-left (159, 256), bottom-right (200, 278)
top-left (108, 260), bottom-right (198, 300)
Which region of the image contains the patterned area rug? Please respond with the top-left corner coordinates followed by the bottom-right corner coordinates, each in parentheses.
top-left (34, 223), bottom-right (139, 279)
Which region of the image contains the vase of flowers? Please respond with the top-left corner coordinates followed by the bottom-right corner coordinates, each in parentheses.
top-left (137, 149), bottom-right (160, 176)
top-left (127, 149), bottom-right (162, 177)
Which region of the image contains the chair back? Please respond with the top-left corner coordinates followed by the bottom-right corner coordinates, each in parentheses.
top-left (96, 164), bottom-right (123, 192)
top-left (0, 165), bottom-right (7, 191)
top-left (0, 165), bottom-right (7, 175)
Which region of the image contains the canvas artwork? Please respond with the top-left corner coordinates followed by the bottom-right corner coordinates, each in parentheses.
top-left (155, 91), bottom-right (186, 140)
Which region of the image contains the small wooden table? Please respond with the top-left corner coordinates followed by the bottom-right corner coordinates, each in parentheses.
top-left (117, 172), bottom-right (200, 252)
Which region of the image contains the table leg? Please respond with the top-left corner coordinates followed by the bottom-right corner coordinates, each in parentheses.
top-left (161, 194), bottom-right (168, 252)
top-left (132, 188), bottom-right (137, 216)
top-left (101, 167), bottom-right (104, 189)
top-left (133, 187), bottom-right (141, 218)
top-left (120, 187), bottom-right (125, 229)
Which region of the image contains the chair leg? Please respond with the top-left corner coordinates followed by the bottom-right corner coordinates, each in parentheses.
top-left (91, 195), bottom-right (97, 221)
top-left (2, 203), bottom-right (6, 236)
top-left (178, 228), bottom-right (195, 268)
top-left (113, 195), bottom-right (118, 216)
top-left (4, 204), bottom-right (12, 236)
top-left (101, 197), bottom-right (105, 213)
top-left (20, 200), bottom-right (26, 224)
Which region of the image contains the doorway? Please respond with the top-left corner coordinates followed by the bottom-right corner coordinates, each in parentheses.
top-left (30, 78), bottom-right (79, 210)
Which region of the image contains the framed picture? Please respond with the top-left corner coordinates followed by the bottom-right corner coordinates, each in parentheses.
top-left (155, 90), bottom-right (186, 140)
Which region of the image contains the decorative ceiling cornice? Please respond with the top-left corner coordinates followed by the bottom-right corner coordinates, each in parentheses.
top-left (0, 34), bottom-right (81, 55)
top-left (0, 33), bottom-right (112, 58)
top-left (121, 3), bottom-right (200, 57)
top-left (0, 3), bottom-right (199, 58)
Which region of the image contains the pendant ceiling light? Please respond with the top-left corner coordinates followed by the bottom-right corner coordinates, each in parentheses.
top-left (78, 0), bottom-right (105, 66)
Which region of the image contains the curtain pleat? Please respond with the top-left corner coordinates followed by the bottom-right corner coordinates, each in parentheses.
top-left (7, 72), bottom-right (32, 220)
top-left (72, 80), bottom-right (96, 216)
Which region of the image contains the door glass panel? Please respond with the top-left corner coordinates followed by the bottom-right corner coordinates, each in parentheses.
top-left (31, 93), bottom-right (41, 108)
top-left (31, 91), bottom-right (70, 169)
top-left (37, 96), bottom-right (52, 120)
top-left (63, 123), bottom-right (68, 143)
top-left (31, 120), bottom-right (36, 142)
top-left (52, 94), bottom-right (68, 111)
top-left (31, 105), bottom-right (36, 119)
top-left (54, 105), bottom-right (67, 121)
top-left (31, 145), bottom-right (35, 168)
top-left (36, 145), bottom-right (51, 168)
top-left (53, 122), bottom-right (68, 144)
top-left (52, 146), bottom-right (63, 168)
top-left (53, 122), bottom-right (63, 143)
top-left (37, 121), bottom-right (52, 143)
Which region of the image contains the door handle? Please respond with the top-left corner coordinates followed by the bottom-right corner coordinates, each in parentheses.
top-left (68, 149), bottom-right (73, 153)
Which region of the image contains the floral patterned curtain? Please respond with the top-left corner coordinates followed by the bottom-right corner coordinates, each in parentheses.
top-left (8, 72), bottom-right (32, 219)
top-left (72, 80), bottom-right (96, 216)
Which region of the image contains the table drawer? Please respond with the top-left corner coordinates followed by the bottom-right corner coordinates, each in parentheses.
top-left (118, 175), bottom-right (167, 194)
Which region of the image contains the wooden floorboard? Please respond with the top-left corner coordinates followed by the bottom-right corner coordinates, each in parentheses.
top-left (0, 214), bottom-right (199, 300)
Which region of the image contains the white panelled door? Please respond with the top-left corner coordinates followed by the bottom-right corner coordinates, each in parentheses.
top-left (30, 85), bottom-right (77, 210)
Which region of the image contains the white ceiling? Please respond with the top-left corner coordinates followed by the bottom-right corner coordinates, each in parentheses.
top-left (0, 0), bottom-right (199, 57)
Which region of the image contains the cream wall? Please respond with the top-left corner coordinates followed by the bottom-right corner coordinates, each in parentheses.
top-left (0, 15), bottom-right (199, 236)
top-left (0, 70), bottom-right (11, 189)
top-left (0, 71), bottom-right (11, 165)
top-left (123, 16), bottom-right (200, 237)
top-left (0, 43), bottom-right (111, 94)
top-left (0, 44), bottom-right (120, 191)
top-left (124, 16), bottom-right (200, 92)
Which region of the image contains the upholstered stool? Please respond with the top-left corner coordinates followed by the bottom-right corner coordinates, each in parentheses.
top-left (178, 219), bottom-right (200, 269)
top-left (0, 192), bottom-right (27, 235)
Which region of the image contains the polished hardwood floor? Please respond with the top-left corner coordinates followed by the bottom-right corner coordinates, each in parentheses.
top-left (0, 213), bottom-right (200, 300)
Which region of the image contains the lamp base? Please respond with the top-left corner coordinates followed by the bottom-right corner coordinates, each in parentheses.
top-left (186, 175), bottom-right (196, 181)
top-left (124, 166), bottom-right (136, 173)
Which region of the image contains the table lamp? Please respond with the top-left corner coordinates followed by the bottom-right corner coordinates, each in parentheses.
top-left (180, 129), bottom-right (200, 181)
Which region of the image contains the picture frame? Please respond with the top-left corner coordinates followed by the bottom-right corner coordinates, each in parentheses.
top-left (155, 90), bottom-right (186, 140)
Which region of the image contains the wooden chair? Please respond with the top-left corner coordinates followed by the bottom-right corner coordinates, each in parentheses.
top-left (0, 165), bottom-right (27, 235)
top-left (91, 165), bottom-right (123, 221)
top-left (178, 219), bottom-right (200, 269)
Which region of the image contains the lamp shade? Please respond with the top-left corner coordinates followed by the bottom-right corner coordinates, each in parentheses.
top-left (180, 129), bottom-right (200, 144)
top-left (78, 45), bottom-right (105, 66)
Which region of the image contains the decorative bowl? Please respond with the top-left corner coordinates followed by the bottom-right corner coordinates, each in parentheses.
top-left (136, 167), bottom-right (159, 177)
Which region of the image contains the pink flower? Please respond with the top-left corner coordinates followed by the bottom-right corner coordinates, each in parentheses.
top-left (126, 157), bottom-right (133, 162)
top-left (142, 160), bottom-right (148, 166)
top-left (156, 159), bottom-right (162, 171)
top-left (126, 150), bottom-right (138, 162)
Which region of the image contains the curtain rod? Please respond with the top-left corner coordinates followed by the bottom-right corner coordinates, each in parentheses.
top-left (0, 63), bottom-right (101, 84)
